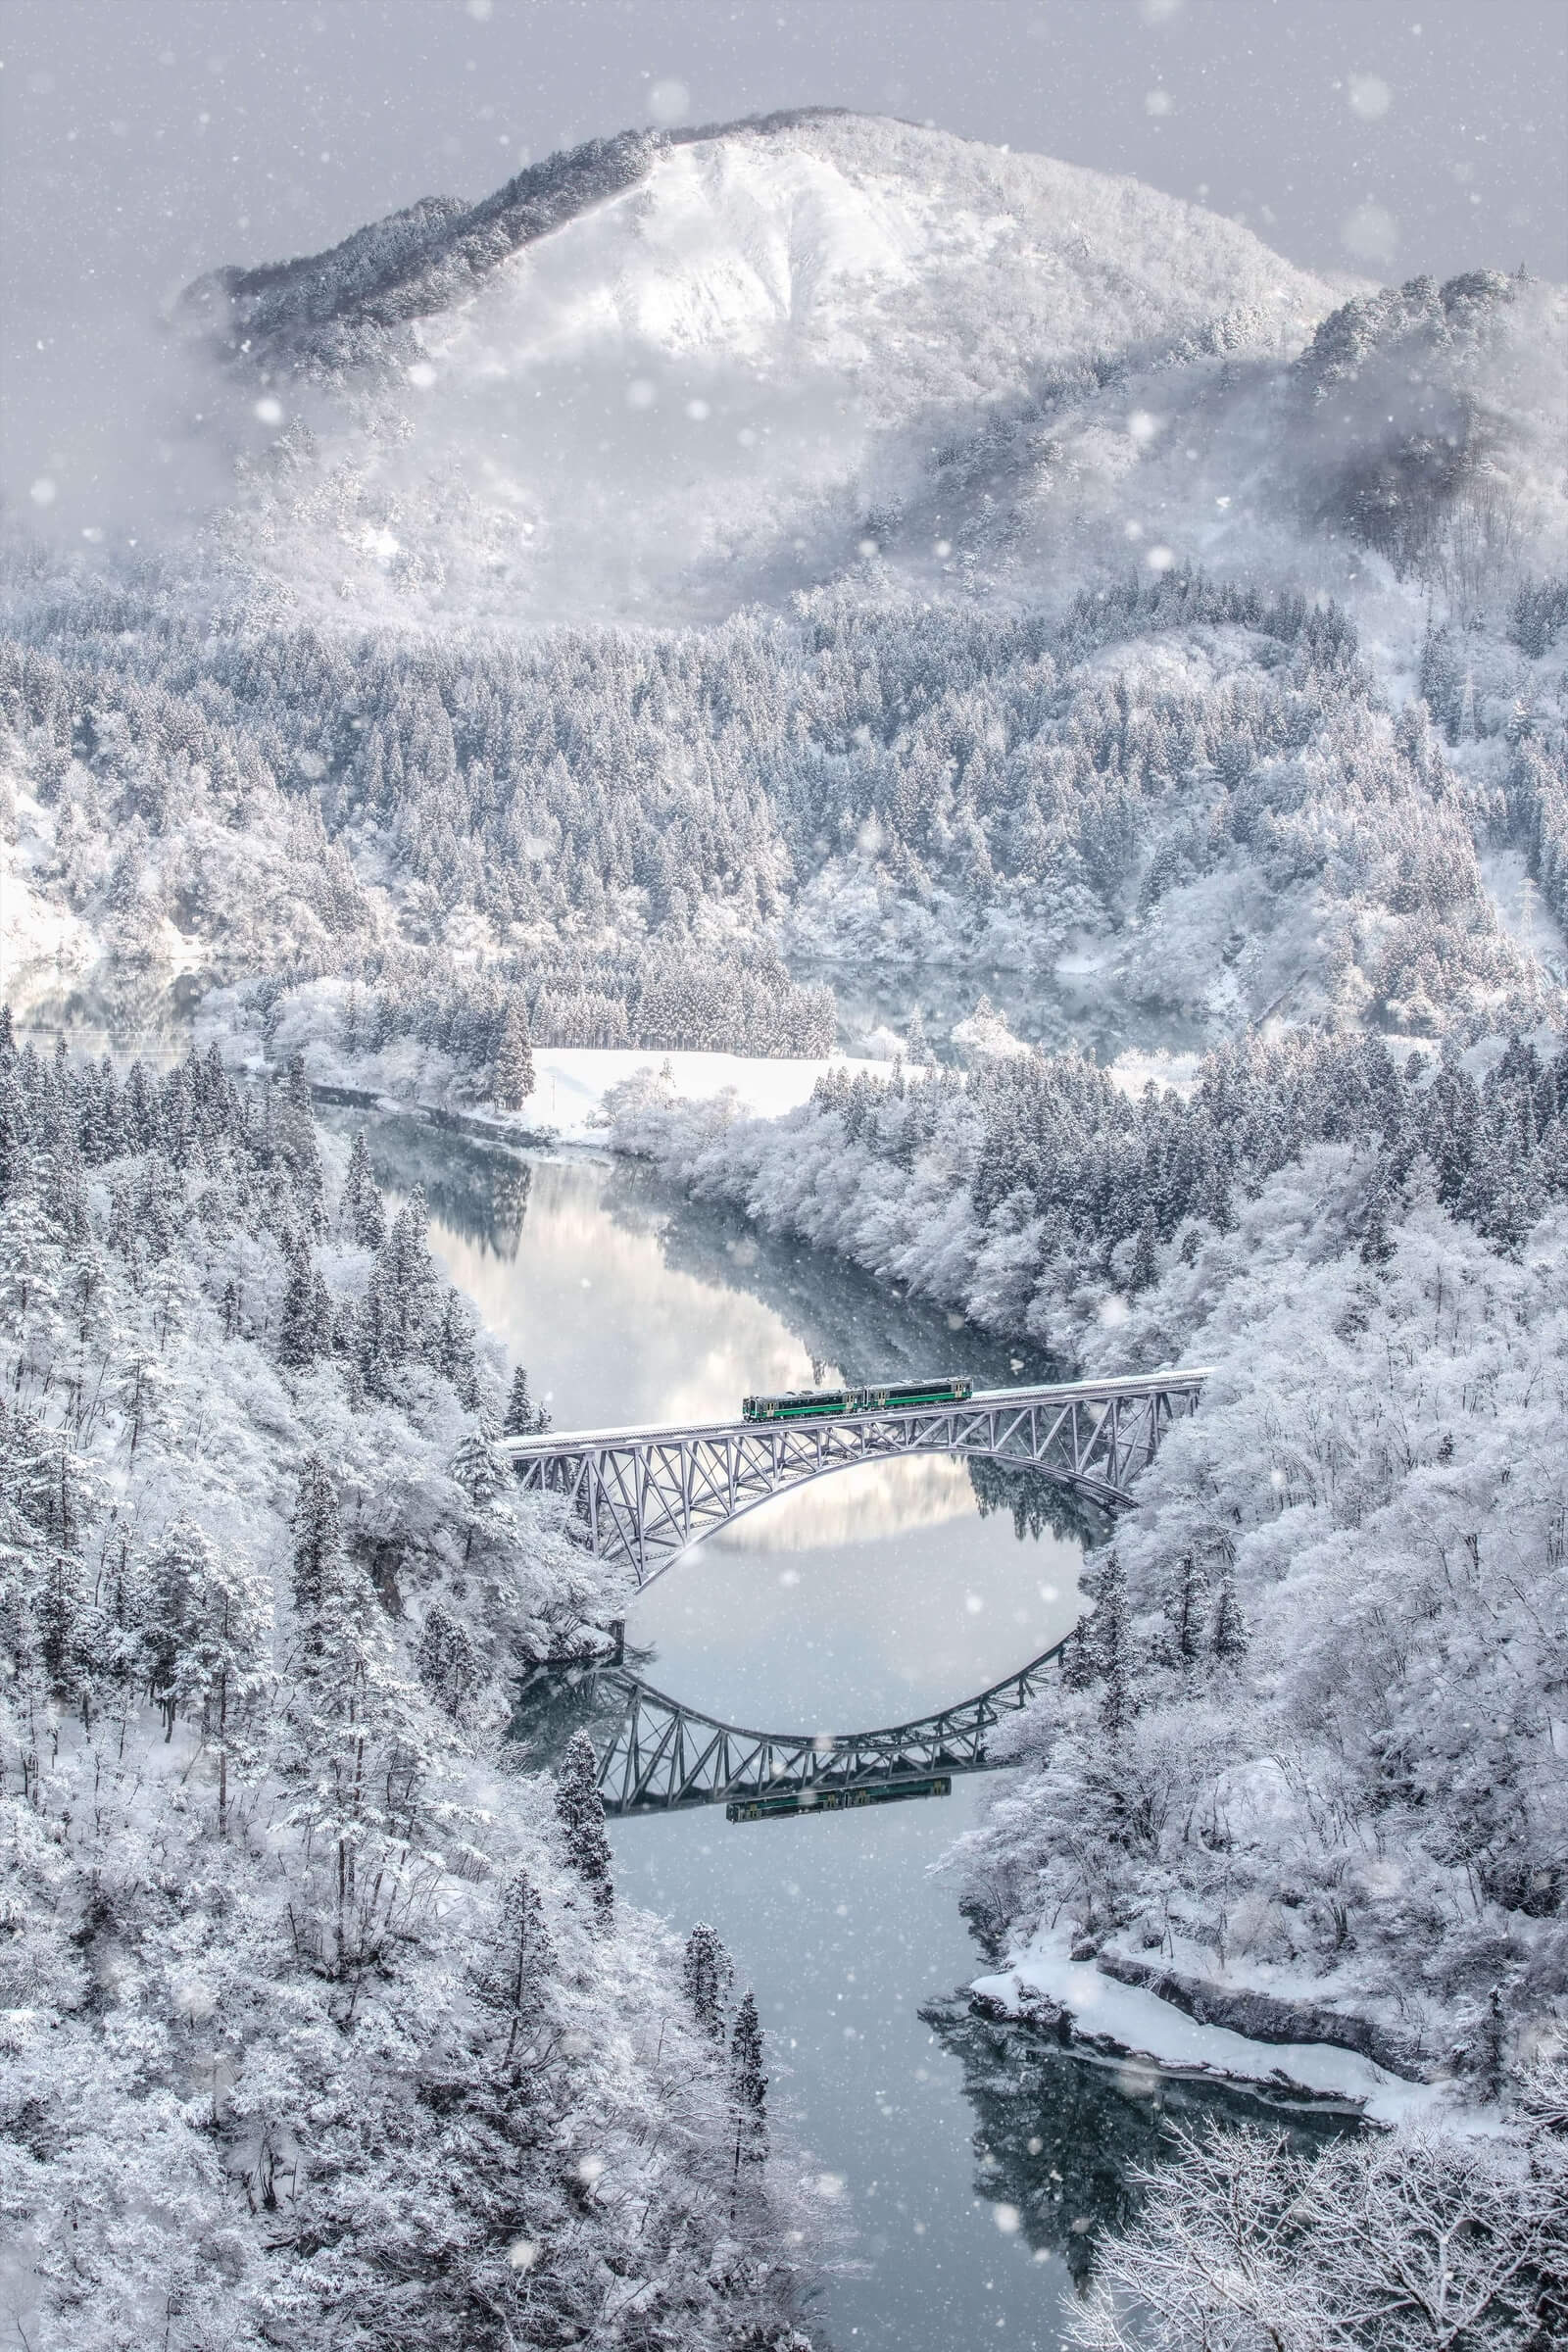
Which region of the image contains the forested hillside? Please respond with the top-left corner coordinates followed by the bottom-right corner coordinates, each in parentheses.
top-left (6, 564), bottom-right (1566, 1077)
top-left (609, 1016), bottom-right (1568, 2325)
top-left (0, 1017), bottom-right (816, 2350)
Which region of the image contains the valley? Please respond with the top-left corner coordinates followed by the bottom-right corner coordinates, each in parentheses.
top-left (3, 69), bottom-right (1568, 2352)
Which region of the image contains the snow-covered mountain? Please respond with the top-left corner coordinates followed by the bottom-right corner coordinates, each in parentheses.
top-left (180, 111), bottom-right (1385, 626)
top-left (5, 111), bottom-right (1565, 1049)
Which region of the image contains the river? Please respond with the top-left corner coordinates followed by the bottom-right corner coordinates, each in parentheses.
top-left (331, 1114), bottom-right (1349, 2352)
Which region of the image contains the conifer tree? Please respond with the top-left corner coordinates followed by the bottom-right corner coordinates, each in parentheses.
top-left (291, 1451), bottom-right (343, 1656)
top-left (504, 1363), bottom-right (550, 1437)
top-left (416, 1601), bottom-right (483, 1720)
top-left (905, 1004), bottom-right (937, 1069)
top-left (1092, 1551), bottom-right (1133, 1739)
top-left (276, 1054), bottom-right (327, 1237)
top-left (372, 1186), bottom-right (441, 1375)
top-left (1161, 1551), bottom-right (1209, 1667)
top-left (1130, 1203), bottom-right (1158, 1294)
top-left (492, 1000), bottom-right (535, 1111)
top-left (340, 1131), bottom-right (387, 1251)
top-left (452, 1419), bottom-right (512, 1509)
top-left (140, 1518), bottom-right (206, 1737)
top-left (728, 1990), bottom-right (768, 2206)
top-left (555, 1729), bottom-right (613, 1923)
top-left (434, 1288), bottom-right (480, 1407)
top-left (1212, 1578), bottom-right (1250, 1663)
top-left (683, 1922), bottom-right (733, 2044)
top-left (473, 1867), bottom-right (554, 2066)
top-left (1060, 1616), bottom-right (1099, 1691)
top-left (277, 1237), bottom-right (319, 1370)
top-left (142, 1517), bottom-right (270, 1829)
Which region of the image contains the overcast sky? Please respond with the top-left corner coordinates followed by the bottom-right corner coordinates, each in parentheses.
top-left (3, 0), bottom-right (1564, 527)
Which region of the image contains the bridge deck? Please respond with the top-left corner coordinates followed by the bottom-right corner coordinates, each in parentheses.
top-left (502, 1367), bottom-right (1214, 1458)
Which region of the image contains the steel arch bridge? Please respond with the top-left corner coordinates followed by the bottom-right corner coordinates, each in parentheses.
top-left (592, 1638), bottom-right (1075, 1818)
top-left (503, 1369), bottom-right (1209, 1589)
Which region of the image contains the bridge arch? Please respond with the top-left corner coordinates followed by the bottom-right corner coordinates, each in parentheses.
top-left (505, 1370), bottom-right (1208, 1590)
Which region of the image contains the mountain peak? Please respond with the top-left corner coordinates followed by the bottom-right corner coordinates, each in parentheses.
top-left (178, 111), bottom-right (864, 374)
top-left (180, 110), bottom-right (1335, 384)
top-left (174, 112), bottom-right (1397, 627)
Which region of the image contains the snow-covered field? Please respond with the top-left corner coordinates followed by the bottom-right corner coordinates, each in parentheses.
top-left (200, 980), bottom-right (901, 1144)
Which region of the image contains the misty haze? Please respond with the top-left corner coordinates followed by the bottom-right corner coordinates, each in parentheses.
top-left (2, 4), bottom-right (1567, 2348)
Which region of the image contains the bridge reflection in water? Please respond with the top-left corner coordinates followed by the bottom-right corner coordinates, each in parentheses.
top-left (594, 1637), bottom-right (1071, 1820)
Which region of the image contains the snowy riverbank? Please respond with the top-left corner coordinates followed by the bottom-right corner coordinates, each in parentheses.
top-left (970, 1942), bottom-right (1462, 2130)
top-left (198, 981), bottom-right (901, 1147)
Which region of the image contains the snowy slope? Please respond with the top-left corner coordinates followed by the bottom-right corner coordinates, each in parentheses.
top-left (191, 113), bottom-right (1354, 625)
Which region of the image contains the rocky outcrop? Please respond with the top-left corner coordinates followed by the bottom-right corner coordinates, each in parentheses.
top-left (1093, 1950), bottom-right (1429, 2082)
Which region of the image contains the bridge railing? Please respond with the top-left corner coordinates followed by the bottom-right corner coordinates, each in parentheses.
top-left (499, 1367), bottom-right (1214, 1463)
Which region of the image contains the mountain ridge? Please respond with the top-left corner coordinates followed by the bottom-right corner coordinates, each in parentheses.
top-left (179, 112), bottom-right (865, 374)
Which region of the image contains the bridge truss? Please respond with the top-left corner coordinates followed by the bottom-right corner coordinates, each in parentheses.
top-left (594, 1638), bottom-right (1073, 1817)
top-left (506, 1369), bottom-right (1209, 1587)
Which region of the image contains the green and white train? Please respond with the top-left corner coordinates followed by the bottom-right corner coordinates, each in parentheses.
top-left (740, 1375), bottom-right (974, 1424)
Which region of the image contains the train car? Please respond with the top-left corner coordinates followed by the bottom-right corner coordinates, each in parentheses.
top-left (741, 1376), bottom-right (973, 1423)
top-left (740, 1386), bottom-right (859, 1423)
top-left (858, 1376), bottom-right (973, 1411)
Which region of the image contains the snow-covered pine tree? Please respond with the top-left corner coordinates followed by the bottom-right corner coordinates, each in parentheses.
top-left (275, 1054), bottom-right (327, 1237)
top-left (473, 1866), bottom-right (555, 2066)
top-left (1091, 1551), bottom-right (1133, 1739)
top-left (339, 1129), bottom-right (387, 1250)
top-left (141, 1516), bottom-right (271, 1830)
top-left (504, 1363), bottom-right (551, 1437)
top-left (277, 1235), bottom-right (320, 1369)
top-left (491, 999), bottom-right (535, 1111)
top-left (1160, 1551), bottom-right (1209, 1668)
top-left (683, 1921), bottom-right (733, 2044)
top-left (1059, 1616), bottom-right (1099, 1690)
top-left (434, 1287), bottom-right (480, 1407)
top-left (291, 1450), bottom-right (343, 1658)
top-left (1130, 1202), bottom-right (1158, 1294)
top-left (416, 1600), bottom-right (484, 1721)
top-left (555, 1729), bottom-right (613, 1923)
top-left (1211, 1577), bottom-right (1250, 1663)
top-left (451, 1417), bottom-right (512, 1511)
top-left (728, 1990), bottom-right (768, 2208)
top-left (360, 1187), bottom-right (441, 1391)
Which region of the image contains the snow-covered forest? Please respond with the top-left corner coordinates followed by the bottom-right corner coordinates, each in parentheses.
top-left (0, 1017), bottom-right (816, 2350)
top-left (5, 70), bottom-right (1568, 2349)
top-left (8, 562), bottom-right (1565, 1077)
top-left (610, 1017), bottom-right (1568, 2331)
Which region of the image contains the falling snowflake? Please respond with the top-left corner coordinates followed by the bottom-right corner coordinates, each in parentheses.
top-left (1348, 73), bottom-right (1392, 120)
top-left (649, 76), bottom-right (690, 125)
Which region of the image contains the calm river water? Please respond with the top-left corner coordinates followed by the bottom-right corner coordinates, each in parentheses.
top-left (333, 1117), bottom-right (1341, 2352)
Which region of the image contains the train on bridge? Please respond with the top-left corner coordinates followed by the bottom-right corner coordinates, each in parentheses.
top-left (741, 1374), bottom-right (973, 1424)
